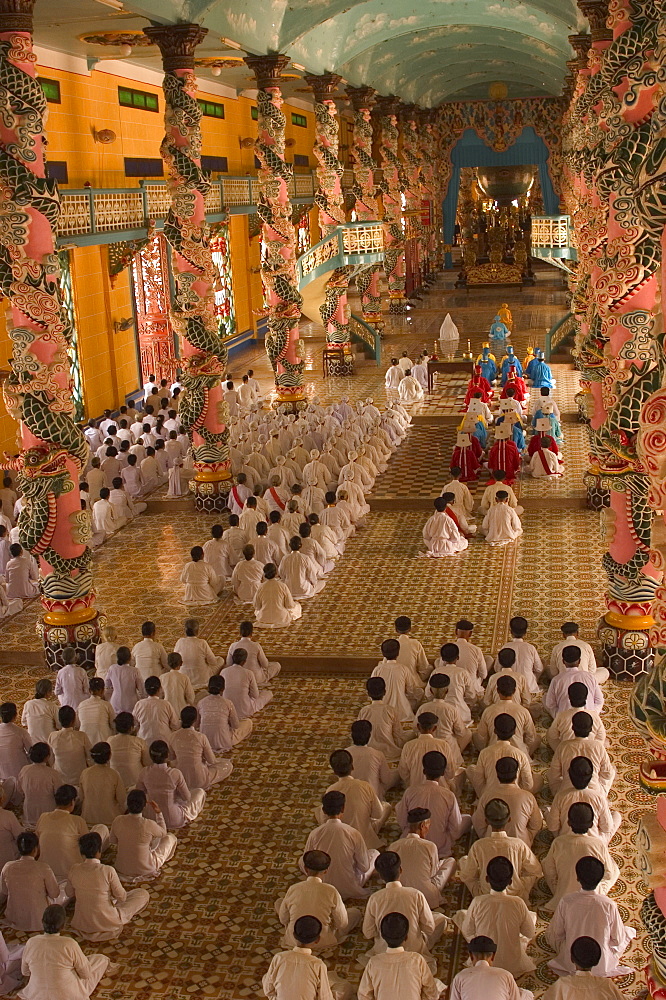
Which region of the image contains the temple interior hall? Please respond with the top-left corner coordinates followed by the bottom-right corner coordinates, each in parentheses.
top-left (0, 1), bottom-right (665, 999)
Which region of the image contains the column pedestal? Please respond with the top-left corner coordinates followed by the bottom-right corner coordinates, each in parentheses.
top-left (598, 613), bottom-right (654, 680)
top-left (584, 471), bottom-right (610, 509)
top-left (37, 609), bottom-right (105, 672)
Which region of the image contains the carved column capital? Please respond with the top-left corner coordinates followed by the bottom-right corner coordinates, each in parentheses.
top-left (345, 85), bottom-right (376, 111)
top-left (0, 0), bottom-right (36, 31)
top-left (244, 53), bottom-right (291, 90)
top-left (374, 95), bottom-right (401, 119)
top-left (577, 1), bottom-right (612, 41)
top-left (398, 103), bottom-right (419, 123)
top-left (569, 32), bottom-right (593, 68)
top-left (143, 23), bottom-right (208, 71)
top-left (304, 72), bottom-right (342, 103)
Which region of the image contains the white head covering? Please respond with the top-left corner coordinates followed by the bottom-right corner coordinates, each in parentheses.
top-left (494, 420), bottom-right (512, 440)
top-left (539, 400), bottom-right (555, 414)
top-left (456, 432), bottom-right (471, 448)
top-left (309, 449), bottom-right (320, 459)
top-left (461, 414), bottom-right (477, 433)
top-left (535, 417), bottom-right (552, 433)
top-left (342, 468), bottom-right (354, 481)
top-left (276, 455), bottom-right (286, 466)
top-left (304, 468), bottom-right (318, 486)
top-left (467, 398), bottom-right (484, 416)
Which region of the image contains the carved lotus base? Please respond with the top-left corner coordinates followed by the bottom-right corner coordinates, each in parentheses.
top-left (598, 616), bottom-right (653, 680)
top-left (190, 476), bottom-right (231, 513)
top-left (584, 472), bottom-right (610, 509)
top-left (36, 610), bottom-right (106, 671)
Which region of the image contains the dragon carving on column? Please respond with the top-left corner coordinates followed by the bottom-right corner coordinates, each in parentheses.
top-left (399, 105), bottom-right (426, 293)
top-left (346, 86), bottom-right (383, 326)
top-left (144, 23), bottom-right (231, 511)
top-left (376, 96), bottom-right (407, 314)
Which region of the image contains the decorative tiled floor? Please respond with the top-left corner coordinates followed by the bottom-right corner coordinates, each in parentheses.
top-left (0, 271), bottom-right (654, 999)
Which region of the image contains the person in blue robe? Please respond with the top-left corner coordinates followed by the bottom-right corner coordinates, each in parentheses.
top-left (532, 407), bottom-right (563, 444)
top-left (500, 347), bottom-right (523, 385)
top-left (476, 346), bottom-right (497, 383)
top-left (496, 414), bottom-right (525, 452)
top-left (529, 349), bottom-right (555, 389)
top-left (489, 315), bottom-right (510, 340)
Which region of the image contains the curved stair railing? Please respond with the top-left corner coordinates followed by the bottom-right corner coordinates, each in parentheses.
top-left (349, 313), bottom-right (381, 366)
top-left (545, 312), bottom-right (578, 360)
top-left (296, 222), bottom-right (384, 289)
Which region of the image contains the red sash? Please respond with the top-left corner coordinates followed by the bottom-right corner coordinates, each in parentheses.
top-left (445, 507), bottom-right (462, 532)
top-left (537, 448), bottom-right (555, 475)
top-left (231, 486), bottom-right (244, 508)
top-left (269, 486), bottom-right (286, 510)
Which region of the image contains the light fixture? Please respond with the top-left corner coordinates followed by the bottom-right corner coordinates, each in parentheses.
top-left (220, 37), bottom-right (242, 50)
top-left (119, 43), bottom-right (132, 57)
top-left (211, 65), bottom-right (222, 77)
top-left (113, 317), bottom-right (134, 333)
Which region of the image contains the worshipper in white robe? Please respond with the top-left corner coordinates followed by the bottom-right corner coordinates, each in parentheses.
top-left (542, 939), bottom-right (627, 1000)
top-left (548, 622), bottom-right (608, 683)
top-left (412, 356), bottom-right (428, 391)
top-left (67, 831), bottom-right (149, 941)
top-left (94, 625), bottom-right (125, 681)
top-left (361, 851), bottom-right (445, 973)
top-left (110, 477), bottom-right (146, 519)
top-left (450, 936), bottom-right (534, 1000)
top-left (35, 785), bottom-right (109, 883)
top-left (221, 647), bottom-right (273, 719)
top-left (226, 620), bottom-right (281, 685)
top-left (18, 902), bottom-right (109, 1000)
top-left (280, 536), bottom-right (325, 599)
top-left (107, 714), bottom-right (150, 790)
top-left (0, 789), bottom-right (23, 870)
top-left (91, 488), bottom-right (120, 542)
top-left (110, 788), bottom-right (176, 880)
top-left (21, 679), bottom-right (59, 743)
top-left (544, 647), bottom-right (604, 717)
top-left (180, 545), bottom-right (221, 605)
top-left (5, 544), bottom-right (39, 600)
top-left (371, 639), bottom-right (422, 723)
top-left (231, 544), bottom-right (264, 604)
top-left (104, 647), bottom-right (144, 715)
top-left (474, 674), bottom-right (539, 754)
top-left (132, 622), bottom-right (169, 681)
top-left (136, 740), bottom-right (205, 830)
top-left (202, 524), bottom-right (233, 582)
top-left (466, 713), bottom-right (538, 796)
top-left (457, 857), bottom-right (536, 978)
top-left (458, 799), bottom-right (541, 902)
top-left (357, 677), bottom-right (410, 764)
top-left (18, 744), bottom-right (65, 828)
top-left (277, 850), bottom-right (361, 951)
top-left (384, 359), bottom-right (404, 394)
top-left (254, 563), bottom-right (302, 627)
top-left (416, 678), bottom-right (471, 751)
top-left (174, 617), bottom-right (224, 693)
top-left (399, 713), bottom-right (462, 788)
top-left (398, 370), bottom-right (424, 405)
top-left (120, 454), bottom-right (144, 498)
top-left (321, 493), bottom-right (353, 541)
top-left (546, 712), bottom-right (615, 794)
top-left (472, 757), bottom-right (543, 846)
top-left (0, 578), bottom-right (21, 620)
top-left (546, 755), bottom-right (620, 842)
top-left (160, 653), bottom-right (196, 716)
top-left (358, 911), bottom-right (443, 1000)
top-left (197, 675), bottom-right (252, 752)
top-left (77, 679), bottom-right (116, 746)
top-left (303, 791), bottom-right (376, 900)
top-left (388, 807), bottom-right (456, 908)
top-left (317, 751), bottom-right (390, 850)
top-left (398, 351), bottom-right (414, 372)
top-left (263, 914), bottom-right (352, 1000)
top-left (481, 491), bottom-right (523, 545)
top-left (227, 477), bottom-right (251, 517)
top-left (253, 522), bottom-right (282, 567)
top-left (134, 677), bottom-right (180, 748)
top-left (542, 803), bottom-right (619, 911)
top-left (78, 743), bottom-right (126, 828)
top-left (441, 470), bottom-right (474, 518)
top-left (0, 831), bottom-right (59, 933)
top-left (546, 856), bottom-right (635, 977)
top-left (170, 706), bottom-right (233, 791)
top-left (0, 703), bottom-right (32, 788)
top-left (55, 649), bottom-right (89, 710)
top-left (480, 474), bottom-right (523, 515)
top-left (528, 438), bottom-right (563, 477)
top-left (423, 496), bottom-right (468, 557)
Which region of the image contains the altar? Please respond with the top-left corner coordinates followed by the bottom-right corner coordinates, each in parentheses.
top-left (427, 358), bottom-right (475, 393)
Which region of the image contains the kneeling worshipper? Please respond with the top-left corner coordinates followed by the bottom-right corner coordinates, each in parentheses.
top-left (450, 431), bottom-right (482, 483)
top-left (532, 396), bottom-right (563, 444)
top-left (542, 936), bottom-right (628, 999)
top-left (500, 346), bottom-right (523, 385)
top-left (481, 491), bottom-right (523, 546)
top-left (263, 914), bottom-right (353, 1000)
top-left (487, 420), bottom-right (521, 485)
top-left (490, 314), bottom-right (511, 341)
top-left (528, 422), bottom-right (564, 478)
top-left (439, 312), bottom-right (460, 346)
top-left (180, 546), bottom-right (221, 604)
top-left (527, 348), bottom-right (555, 389)
top-left (501, 366), bottom-right (528, 403)
top-left (253, 563), bottom-right (302, 628)
top-left (423, 497), bottom-right (468, 558)
top-left (464, 366), bottom-right (493, 407)
top-left (449, 935), bottom-right (534, 1000)
top-left (18, 903), bottom-right (110, 1000)
top-left (476, 344), bottom-right (497, 383)
top-left (398, 370), bottom-right (425, 405)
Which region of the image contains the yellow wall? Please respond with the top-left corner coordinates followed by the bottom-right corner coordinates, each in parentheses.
top-left (0, 60), bottom-right (319, 455)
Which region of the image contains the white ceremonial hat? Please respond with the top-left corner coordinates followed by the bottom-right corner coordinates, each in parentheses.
top-left (535, 417), bottom-right (551, 433)
top-left (494, 420), bottom-right (513, 440)
top-left (456, 432), bottom-right (471, 448)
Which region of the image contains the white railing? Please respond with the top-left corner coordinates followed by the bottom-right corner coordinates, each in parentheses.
top-left (532, 215), bottom-right (571, 249)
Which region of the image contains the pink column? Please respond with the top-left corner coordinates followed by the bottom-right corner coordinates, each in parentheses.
top-left (375, 96), bottom-right (407, 314)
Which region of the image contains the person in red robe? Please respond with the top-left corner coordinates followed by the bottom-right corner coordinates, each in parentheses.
top-left (487, 422), bottom-right (521, 485)
top-left (450, 432), bottom-right (482, 482)
top-left (527, 431), bottom-right (560, 459)
top-left (464, 366), bottom-right (493, 407)
top-left (500, 366), bottom-right (527, 402)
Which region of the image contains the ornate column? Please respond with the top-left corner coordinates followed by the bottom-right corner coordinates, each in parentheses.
top-left (143, 23), bottom-right (231, 511)
top-left (245, 54), bottom-right (305, 410)
top-left (375, 95), bottom-right (407, 314)
top-left (417, 109), bottom-right (438, 282)
top-left (0, 0), bottom-right (101, 667)
top-left (346, 85), bottom-right (383, 328)
top-left (398, 103), bottom-right (425, 297)
top-left (304, 72), bottom-right (352, 371)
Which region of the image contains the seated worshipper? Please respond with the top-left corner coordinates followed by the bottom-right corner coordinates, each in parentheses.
top-left (277, 849), bottom-right (361, 952)
top-left (458, 798), bottom-right (542, 902)
top-left (357, 677), bottom-right (410, 764)
top-left (170, 706), bottom-right (232, 791)
top-left (528, 348), bottom-right (555, 389)
top-left (174, 617), bottom-right (224, 693)
top-left (263, 914), bottom-right (352, 1000)
top-left (476, 344), bottom-right (497, 383)
top-left (493, 616), bottom-right (543, 697)
top-left (110, 476), bottom-right (145, 520)
top-left (265, 477), bottom-right (291, 516)
top-left (231, 544), bottom-right (264, 605)
top-left (337, 469), bottom-right (370, 523)
top-left (398, 369), bottom-right (425, 405)
top-left (487, 420), bottom-right (521, 485)
top-left (461, 407), bottom-right (489, 452)
top-left (308, 512), bottom-right (342, 562)
top-left (78, 743), bottom-right (125, 828)
top-left (388, 807), bottom-right (456, 908)
top-left (474, 680), bottom-right (540, 755)
top-left (371, 638), bottom-right (422, 723)
top-left (500, 346), bottom-right (522, 385)
top-left (549, 621), bottom-right (607, 682)
top-left (498, 302), bottom-right (513, 327)
top-left (110, 788), bottom-right (177, 881)
top-left (19, 902), bottom-right (110, 1000)
top-left (5, 543), bottom-right (39, 600)
top-left (496, 410), bottom-right (526, 452)
top-left (253, 521), bottom-right (282, 567)
top-left (346, 721), bottom-right (395, 799)
top-left (440, 311), bottom-right (460, 346)
top-left (303, 790), bottom-right (377, 900)
top-left (104, 646), bottom-right (144, 716)
top-left (546, 683), bottom-right (607, 751)
top-left (197, 675), bottom-right (252, 753)
top-left (431, 648), bottom-right (483, 725)
top-left (415, 674), bottom-right (471, 751)
top-left (422, 496), bottom-right (468, 557)
top-left (219, 515), bottom-right (248, 570)
top-left (0, 703), bottom-right (33, 796)
top-left (0, 831), bottom-right (59, 934)
top-left (120, 453), bottom-right (144, 498)
top-left (299, 522), bottom-right (333, 574)
top-left (490, 313), bottom-right (511, 341)
top-left (546, 856), bottom-right (635, 978)
top-left (67, 831), bottom-right (149, 941)
top-left (450, 431), bottom-right (482, 483)
top-left (134, 677), bottom-right (179, 747)
top-left (480, 470), bottom-right (524, 516)
top-left (464, 367), bottom-right (493, 407)
top-left (396, 751), bottom-right (472, 861)
top-left (222, 647), bottom-right (273, 719)
top-left (203, 524), bottom-right (232, 582)
top-left (441, 468), bottom-right (474, 519)
top-left (227, 620), bottom-right (281, 686)
top-left (412, 356), bottom-right (428, 391)
top-left (107, 714), bottom-right (150, 791)
top-left (48, 707), bottom-right (92, 787)
top-left (91, 487), bottom-right (120, 543)
top-left (227, 474), bottom-right (251, 517)
top-left (322, 749), bottom-right (390, 848)
top-left (546, 756), bottom-right (620, 843)
top-left (441, 491), bottom-right (476, 538)
top-left (22, 679), bottom-right (59, 743)
top-left (385, 358), bottom-right (404, 395)
top-left (359, 911), bottom-right (444, 1000)
top-left (481, 491), bottom-right (523, 545)
top-left (160, 652), bottom-right (196, 716)
top-left (54, 648), bottom-right (88, 711)
top-left (180, 545), bottom-right (221, 605)
top-left (528, 424), bottom-right (564, 478)
top-left (501, 366), bottom-right (528, 403)
top-left (448, 619), bottom-right (490, 682)
top-left (361, 850), bottom-right (446, 973)
top-left (532, 397), bottom-right (563, 444)
top-left (546, 712), bottom-right (615, 795)
top-left (93, 625), bottom-right (123, 681)
top-left (543, 646), bottom-right (604, 718)
top-left (466, 714), bottom-right (539, 796)
top-left (399, 712), bottom-right (462, 791)
top-left (254, 562), bottom-right (302, 627)
top-left (18, 744), bottom-right (65, 828)
top-left (542, 803), bottom-right (619, 912)
top-left (280, 535), bottom-right (325, 599)
top-left (450, 935), bottom-right (535, 1000)
top-left (240, 495), bottom-right (264, 534)
top-left (35, 784), bottom-right (110, 883)
top-left (136, 740), bottom-right (205, 830)
top-left (457, 857), bottom-right (536, 978)
top-left (472, 757), bottom-right (542, 846)
top-left (131, 620), bottom-right (169, 682)
top-left (543, 941), bottom-right (628, 1000)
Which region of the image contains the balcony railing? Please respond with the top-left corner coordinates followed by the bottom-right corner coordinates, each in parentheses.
top-left (297, 222), bottom-right (385, 288)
